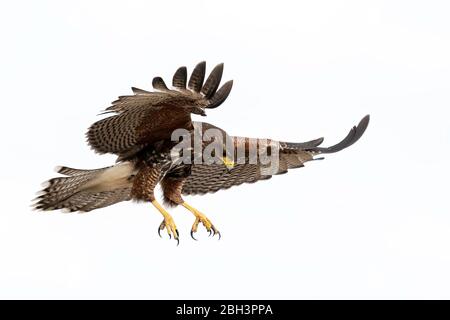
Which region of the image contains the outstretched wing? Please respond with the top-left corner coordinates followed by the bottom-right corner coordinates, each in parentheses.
top-left (86, 62), bottom-right (233, 157)
top-left (182, 115), bottom-right (370, 195)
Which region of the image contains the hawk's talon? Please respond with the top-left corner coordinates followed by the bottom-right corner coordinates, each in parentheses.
top-left (210, 226), bottom-right (221, 239)
top-left (182, 202), bottom-right (220, 240)
top-left (157, 217), bottom-right (178, 242)
top-left (158, 220), bottom-right (178, 242)
top-left (158, 220), bottom-right (165, 238)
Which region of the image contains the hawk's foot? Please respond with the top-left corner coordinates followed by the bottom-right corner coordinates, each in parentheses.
top-left (151, 200), bottom-right (179, 245)
top-left (158, 215), bottom-right (179, 242)
top-left (182, 202), bottom-right (221, 240)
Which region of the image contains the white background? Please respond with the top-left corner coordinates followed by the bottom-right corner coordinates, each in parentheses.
top-left (1, 0), bottom-right (449, 299)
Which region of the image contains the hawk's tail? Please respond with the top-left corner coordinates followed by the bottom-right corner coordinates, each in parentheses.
top-left (32, 162), bottom-right (135, 212)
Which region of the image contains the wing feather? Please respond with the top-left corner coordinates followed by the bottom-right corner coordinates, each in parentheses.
top-left (207, 80), bottom-right (233, 109)
top-left (172, 66), bottom-right (187, 90)
top-left (201, 63), bottom-right (224, 99)
top-left (152, 77), bottom-right (169, 91)
top-left (188, 61), bottom-right (206, 92)
top-left (86, 62), bottom-right (233, 157)
top-left (182, 116), bottom-right (369, 195)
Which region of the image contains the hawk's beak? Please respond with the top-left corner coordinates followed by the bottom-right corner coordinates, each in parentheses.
top-left (221, 156), bottom-right (235, 171)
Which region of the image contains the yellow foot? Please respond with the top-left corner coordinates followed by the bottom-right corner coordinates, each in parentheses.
top-left (158, 215), bottom-right (179, 242)
top-left (151, 200), bottom-right (179, 245)
top-left (182, 202), bottom-right (221, 240)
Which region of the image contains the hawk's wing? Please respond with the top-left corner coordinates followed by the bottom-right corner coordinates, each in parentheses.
top-left (182, 115), bottom-right (369, 195)
top-left (86, 62), bottom-right (233, 158)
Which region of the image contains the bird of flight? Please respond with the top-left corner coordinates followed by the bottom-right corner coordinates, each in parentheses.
top-left (33, 62), bottom-right (370, 245)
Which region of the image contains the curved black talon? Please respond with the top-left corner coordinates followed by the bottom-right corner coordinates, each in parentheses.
top-left (190, 230), bottom-right (198, 241)
top-left (217, 231), bottom-right (222, 240)
top-left (174, 230), bottom-right (180, 246)
top-left (158, 221), bottom-right (165, 238)
top-left (169, 233), bottom-right (172, 239)
top-left (158, 226), bottom-right (162, 238)
top-left (208, 230), bottom-right (213, 237)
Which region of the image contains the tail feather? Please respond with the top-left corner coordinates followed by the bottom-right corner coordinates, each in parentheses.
top-left (35, 174), bottom-right (95, 209)
top-left (55, 165), bottom-right (112, 176)
top-left (33, 162), bottom-right (134, 212)
top-left (57, 187), bottom-right (132, 212)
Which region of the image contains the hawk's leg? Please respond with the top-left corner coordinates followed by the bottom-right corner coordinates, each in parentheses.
top-left (131, 166), bottom-right (179, 244)
top-left (161, 176), bottom-right (220, 240)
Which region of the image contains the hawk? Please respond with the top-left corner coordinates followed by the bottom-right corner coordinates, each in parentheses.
top-left (33, 62), bottom-right (370, 244)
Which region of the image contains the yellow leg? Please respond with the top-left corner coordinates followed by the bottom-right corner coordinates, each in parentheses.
top-left (181, 202), bottom-right (220, 240)
top-left (151, 200), bottom-right (179, 244)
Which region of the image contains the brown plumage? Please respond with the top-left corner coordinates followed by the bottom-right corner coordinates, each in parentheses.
top-left (33, 62), bottom-right (370, 243)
